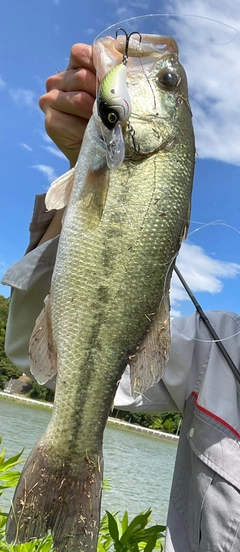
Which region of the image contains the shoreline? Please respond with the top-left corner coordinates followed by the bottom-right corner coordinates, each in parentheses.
top-left (0, 391), bottom-right (179, 443)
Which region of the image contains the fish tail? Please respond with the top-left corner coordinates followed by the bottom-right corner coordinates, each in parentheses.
top-left (6, 439), bottom-right (103, 552)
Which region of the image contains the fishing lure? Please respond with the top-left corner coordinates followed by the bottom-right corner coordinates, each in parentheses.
top-left (97, 29), bottom-right (141, 169)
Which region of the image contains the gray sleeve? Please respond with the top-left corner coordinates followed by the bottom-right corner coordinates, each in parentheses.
top-left (114, 364), bottom-right (180, 413)
top-left (3, 238), bottom-right (59, 381)
top-left (25, 194), bottom-right (56, 253)
top-left (2, 195), bottom-right (58, 383)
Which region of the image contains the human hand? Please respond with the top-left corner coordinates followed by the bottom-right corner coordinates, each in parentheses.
top-left (39, 44), bottom-right (96, 168)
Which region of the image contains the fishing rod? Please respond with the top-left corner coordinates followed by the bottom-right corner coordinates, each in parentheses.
top-left (174, 265), bottom-right (240, 385)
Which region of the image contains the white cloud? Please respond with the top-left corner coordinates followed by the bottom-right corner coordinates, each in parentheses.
top-left (170, 241), bottom-right (240, 315)
top-left (116, 7), bottom-right (132, 18)
top-left (31, 164), bottom-right (57, 183)
top-left (85, 28), bottom-right (96, 36)
top-left (0, 260), bottom-right (8, 278)
top-left (128, 0), bottom-right (151, 7)
top-left (163, 0), bottom-right (240, 166)
top-left (20, 142), bottom-right (33, 152)
top-left (0, 76), bottom-right (6, 89)
top-left (42, 145), bottom-right (66, 159)
top-left (9, 87), bottom-right (36, 109)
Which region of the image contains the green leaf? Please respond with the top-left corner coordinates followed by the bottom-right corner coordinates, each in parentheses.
top-left (98, 543), bottom-right (107, 552)
top-left (0, 513), bottom-right (8, 528)
top-left (35, 535), bottom-right (53, 552)
top-left (106, 511), bottom-right (120, 542)
top-left (120, 511), bottom-right (129, 536)
top-left (0, 470), bottom-right (21, 480)
top-left (120, 511), bottom-right (151, 545)
top-left (128, 543), bottom-right (139, 552)
top-left (0, 543), bottom-right (10, 551)
top-left (143, 532), bottom-right (158, 552)
top-left (102, 478), bottom-right (112, 492)
top-left (0, 447), bottom-right (6, 465)
top-left (132, 525), bottom-right (166, 543)
top-left (0, 451), bottom-right (24, 473)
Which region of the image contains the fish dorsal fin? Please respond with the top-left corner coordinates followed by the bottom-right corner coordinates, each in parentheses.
top-left (45, 167), bottom-right (75, 211)
top-left (79, 163), bottom-right (110, 230)
top-left (29, 294), bottom-right (57, 384)
top-left (129, 295), bottom-right (170, 398)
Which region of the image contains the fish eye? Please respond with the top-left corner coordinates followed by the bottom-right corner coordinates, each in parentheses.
top-left (158, 70), bottom-right (179, 88)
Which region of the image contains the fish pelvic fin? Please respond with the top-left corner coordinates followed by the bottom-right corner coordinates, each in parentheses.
top-left (6, 439), bottom-right (103, 552)
top-left (129, 294), bottom-right (170, 399)
top-left (29, 294), bottom-right (57, 384)
top-left (79, 163), bottom-right (110, 231)
top-left (45, 167), bottom-right (75, 211)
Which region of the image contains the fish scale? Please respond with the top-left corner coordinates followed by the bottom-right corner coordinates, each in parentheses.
top-left (6, 33), bottom-right (195, 552)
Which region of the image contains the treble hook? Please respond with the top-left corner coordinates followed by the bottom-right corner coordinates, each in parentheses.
top-left (115, 28), bottom-right (142, 65)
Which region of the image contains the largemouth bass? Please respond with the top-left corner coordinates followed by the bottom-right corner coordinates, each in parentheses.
top-left (6, 32), bottom-right (195, 552)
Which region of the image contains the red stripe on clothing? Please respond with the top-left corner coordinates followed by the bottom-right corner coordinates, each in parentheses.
top-left (191, 391), bottom-right (240, 439)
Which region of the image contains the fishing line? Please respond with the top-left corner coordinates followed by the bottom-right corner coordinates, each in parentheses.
top-left (166, 14), bottom-right (238, 51)
top-left (187, 220), bottom-right (240, 239)
top-left (160, 216), bottom-right (240, 344)
top-left (173, 264), bottom-right (240, 384)
top-left (138, 55), bottom-right (157, 112)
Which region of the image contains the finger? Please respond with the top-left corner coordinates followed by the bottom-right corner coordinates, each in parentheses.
top-left (44, 108), bottom-right (87, 142)
top-left (45, 67), bottom-right (96, 97)
top-left (44, 109), bottom-right (87, 166)
top-left (39, 89), bottom-right (95, 120)
top-left (66, 43), bottom-right (95, 71)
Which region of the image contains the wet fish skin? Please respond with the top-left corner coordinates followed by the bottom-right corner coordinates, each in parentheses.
top-left (6, 34), bottom-right (195, 552)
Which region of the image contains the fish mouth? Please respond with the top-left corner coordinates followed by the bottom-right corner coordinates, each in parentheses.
top-left (93, 33), bottom-right (179, 83)
top-left (114, 33), bottom-right (179, 59)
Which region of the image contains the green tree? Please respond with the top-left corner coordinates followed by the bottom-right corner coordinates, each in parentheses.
top-left (0, 295), bottom-right (22, 389)
top-left (27, 382), bottom-right (54, 403)
top-left (113, 409), bottom-right (182, 435)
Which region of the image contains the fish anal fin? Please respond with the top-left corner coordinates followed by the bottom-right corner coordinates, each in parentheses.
top-left (29, 294), bottom-right (57, 384)
top-left (79, 163), bottom-right (110, 230)
top-left (45, 167), bottom-right (75, 211)
top-left (129, 296), bottom-right (170, 398)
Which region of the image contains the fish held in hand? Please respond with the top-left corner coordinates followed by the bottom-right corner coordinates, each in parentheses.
top-left (6, 32), bottom-right (195, 552)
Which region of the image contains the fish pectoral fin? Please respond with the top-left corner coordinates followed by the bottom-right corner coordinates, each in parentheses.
top-left (45, 167), bottom-right (75, 210)
top-left (129, 295), bottom-right (170, 399)
top-left (29, 294), bottom-right (57, 384)
top-left (79, 163), bottom-right (110, 230)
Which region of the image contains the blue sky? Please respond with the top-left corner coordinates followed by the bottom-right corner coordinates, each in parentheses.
top-left (1, 0), bottom-right (240, 318)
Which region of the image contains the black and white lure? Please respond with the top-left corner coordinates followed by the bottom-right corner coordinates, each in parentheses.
top-left (97, 29), bottom-right (141, 169)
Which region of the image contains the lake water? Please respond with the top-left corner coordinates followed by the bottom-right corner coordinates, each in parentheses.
top-left (0, 397), bottom-right (177, 525)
